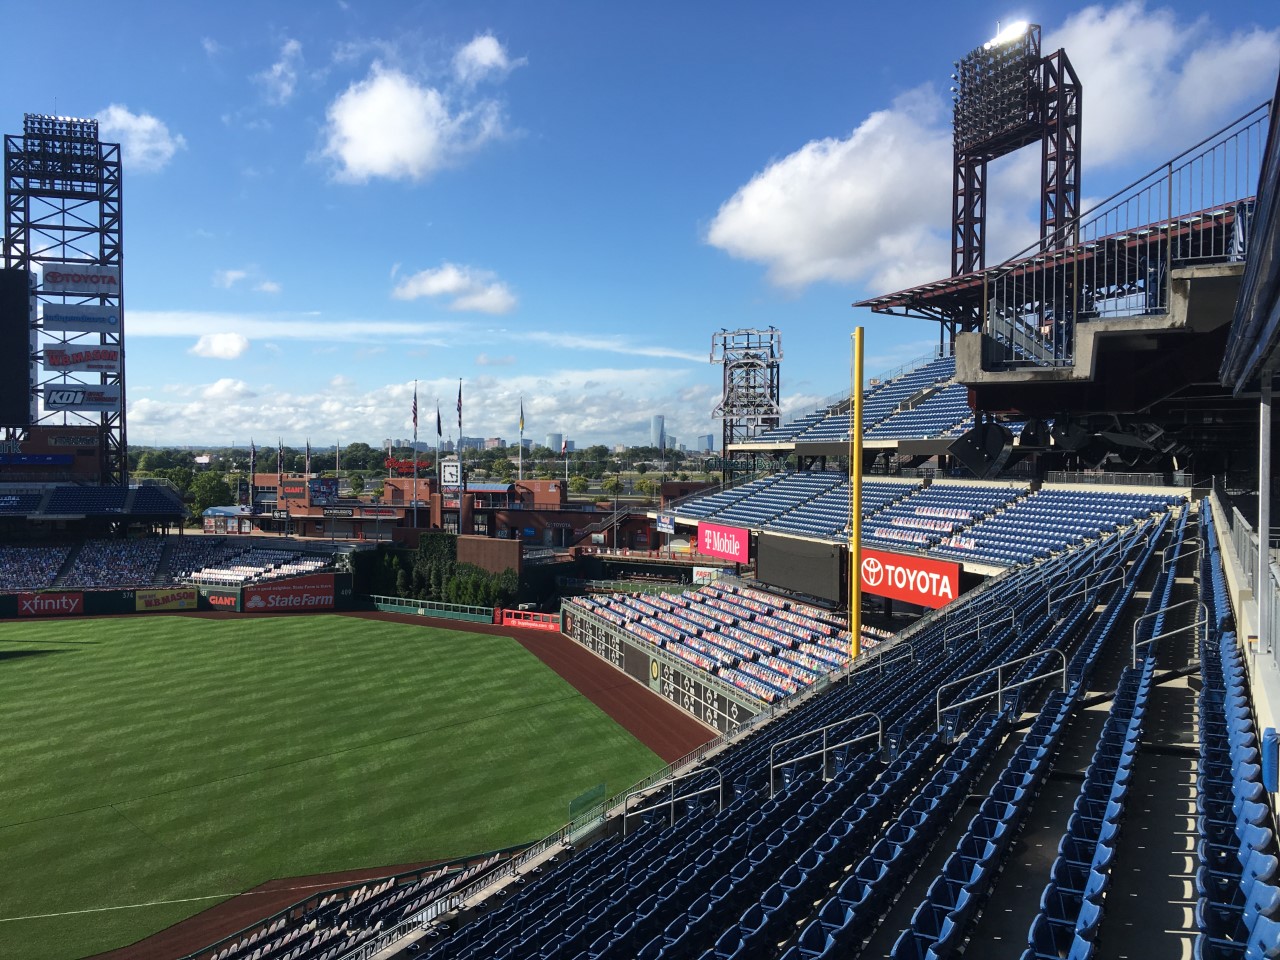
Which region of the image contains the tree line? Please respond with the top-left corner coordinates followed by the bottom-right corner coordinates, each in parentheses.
top-left (350, 534), bottom-right (519, 608)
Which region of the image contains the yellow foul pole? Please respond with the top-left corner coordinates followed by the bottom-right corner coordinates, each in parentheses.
top-left (850, 328), bottom-right (864, 661)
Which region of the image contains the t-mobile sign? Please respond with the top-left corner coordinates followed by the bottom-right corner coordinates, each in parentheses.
top-left (698, 521), bottom-right (749, 563)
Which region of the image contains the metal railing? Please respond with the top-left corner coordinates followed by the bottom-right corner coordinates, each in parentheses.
top-left (768, 712), bottom-right (881, 797)
top-left (1045, 471), bottom-right (1194, 487)
top-left (1132, 598), bottom-right (1209, 668)
top-left (936, 649), bottom-right (1067, 736)
top-left (982, 102), bottom-right (1269, 368)
top-left (623, 767), bottom-right (723, 835)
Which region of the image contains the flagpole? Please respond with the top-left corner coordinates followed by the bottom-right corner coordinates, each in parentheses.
top-left (518, 396), bottom-right (524, 482)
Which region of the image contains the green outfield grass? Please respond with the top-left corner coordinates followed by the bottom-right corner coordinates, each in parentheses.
top-left (0, 615), bottom-right (663, 960)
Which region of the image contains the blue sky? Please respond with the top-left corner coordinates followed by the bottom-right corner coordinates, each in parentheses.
top-left (2, 1), bottom-right (1277, 449)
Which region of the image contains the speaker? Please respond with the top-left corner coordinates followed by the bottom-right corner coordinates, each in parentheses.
top-left (947, 420), bottom-right (1015, 479)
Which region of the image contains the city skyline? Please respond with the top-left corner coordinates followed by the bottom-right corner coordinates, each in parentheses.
top-left (2, 2), bottom-right (1275, 447)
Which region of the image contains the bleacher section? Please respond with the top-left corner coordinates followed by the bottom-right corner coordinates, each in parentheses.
top-left (182, 545), bottom-right (331, 585)
top-left (738, 354), bottom-right (966, 447)
top-left (672, 475), bottom-right (1182, 568)
top-left (567, 585), bottom-right (862, 703)
top-left (0, 483), bottom-right (184, 518)
top-left (932, 488), bottom-right (1179, 566)
top-left (61, 539), bottom-right (165, 589)
top-left (0, 544), bottom-right (71, 591)
top-left (45, 486), bottom-right (127, 514)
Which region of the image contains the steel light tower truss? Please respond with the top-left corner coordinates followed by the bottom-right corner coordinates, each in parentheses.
top-left (711, 328), bottom-right (783, 469)
top-left (951, 23), bottom-right (1081, 280)
top-left (3, 114), bottom-right (126, 485)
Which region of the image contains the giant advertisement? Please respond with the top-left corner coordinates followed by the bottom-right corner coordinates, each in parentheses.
top-left (17, 592), bottom-right (84, 617)
top-left (198, 586), bottom-right (241, 612)
top-left (859, 548), bottom-right (960, 609)
top-left (697, 521), bottom-right (750, 563)
top-left (41, 304), bottom-right (121, 333)
top-left (42, 346), bottom-right (121, 373)
top-left (43, 384), bottom-right (122, 413)
top-left (243, 573), bottom-right (335, 612)
top-left (41, 263), bottom-right (120, 296)
top-left (280, 480), bottom-right (307, 500)
top-left (135, 587), bottom-right (198, 612)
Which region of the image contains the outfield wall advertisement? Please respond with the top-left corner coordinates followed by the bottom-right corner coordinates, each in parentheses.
top-left (697, 521), bottom-right (749, 563)
top-left (17, 592), bottom-right (84, 616)
top-left (135, 588), bottom-right (198, 612)
top-left (859, 548), bottom-right (960, 609)
top-left (243, 574), bottom-right (335, 612)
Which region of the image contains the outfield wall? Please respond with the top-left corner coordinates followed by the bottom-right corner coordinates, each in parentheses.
top-left (1, 574), bottom-right (355, 617)
top-left (562, 605), bottom-right (762, 733)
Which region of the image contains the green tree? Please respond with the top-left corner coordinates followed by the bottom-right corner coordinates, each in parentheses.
top-left (637, 478), bottom-right (659, 500)
top-left (568, 476), bottom-right (589, 494)
top-left (189, 472), bottom-right (234, 516)
top-left (602, 475), bottom-right (622, 496)
top-left (348, 474), bottom-right (365, 496)
top-left (635, 462), bottom-right (650, 475)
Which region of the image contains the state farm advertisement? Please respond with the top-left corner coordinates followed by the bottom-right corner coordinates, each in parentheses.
top-left (243, 574), bottom-right (334, 613)
top-left (697, 521), bottom-right (749, 563)
top-left (859, 548), bottom-right (959, 609)
top-left (17, 592), bottom-right (84, 617)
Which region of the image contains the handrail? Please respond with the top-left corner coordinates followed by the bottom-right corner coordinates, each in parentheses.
top-left (1131, 598), bottom-right (1209, 668)
top-left (768, 712), bottom-right (881, 797)
top-left (848, 641), bottom-right (914, 680)
top-left (936, 649), bottom-right (1067, 738)
top-left (1047, 566), bottom-right (1125, 617)
top-left (1161, 540), bottom-right (1204, 575)
top-left (622, 767), bottom-right (723, 835)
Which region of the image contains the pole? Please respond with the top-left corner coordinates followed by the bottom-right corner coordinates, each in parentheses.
top-left (1260, 365), bottom-right (1273, 656)
top-left (413, 380), bottom-right (419, 530)
top-left (849, 328), bottom-right (864, 661)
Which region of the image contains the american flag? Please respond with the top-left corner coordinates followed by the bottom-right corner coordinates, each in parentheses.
top-left (412, 382), bottom-right (418, 437)
top-left (457, 380), bottom-right (463, 431)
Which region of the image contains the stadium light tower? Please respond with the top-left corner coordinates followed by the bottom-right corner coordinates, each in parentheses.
top-left (3, 114), bottom-right (127, 485)
top-left (950, 22), bottom-right (1081, 279)
top-left (711, 328), bottom-right (782, 479)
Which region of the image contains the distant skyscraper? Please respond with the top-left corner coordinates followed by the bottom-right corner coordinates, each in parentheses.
top-left (699, 434), bottom-right (716, 452)
top-left (545, 432), bottom-right (563, 453)
top-left (650, 415), bottom-right (665, 448)
top-left (565, 440), bottom-right (576, 453)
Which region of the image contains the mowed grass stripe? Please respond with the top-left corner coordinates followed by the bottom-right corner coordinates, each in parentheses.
top-left (0, 616), bottom-right (662, 960)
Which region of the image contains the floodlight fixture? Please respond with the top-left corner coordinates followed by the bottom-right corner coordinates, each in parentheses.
top-left (984, 20), bottom-right (1030, 49)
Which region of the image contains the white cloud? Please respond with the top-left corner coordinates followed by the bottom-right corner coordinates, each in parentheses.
top-left (1049, 3), bottom-right (1279, 168)
top-left (213, 269), bottom-right (248, 289)
top-left (190, 332), bottom-right (251, 360)
top-left (131, 310), bottom-right (463, 346)
top-left (202, 378), bottom-right (257, 401)
top-left (706, 4), bottom-right (1280, 292)
top-left (453, 34), bottom-right (524, 86)
top-left (321, 62), bottom-right (507, 182)
top-left (520, 331), bottom-right (704, 363)
top-left (94, 105), bottom-right (186, 173)
top-left (392, 263), bottom-right (517, 314)
top-left (256, 39), bottom-right (303, 105)
top-left (201, 37), bottom-right (220, 57)
top-left (476, 353), bottom-right (516, 366)
top-left (255, 280), bottom-right (282, 294)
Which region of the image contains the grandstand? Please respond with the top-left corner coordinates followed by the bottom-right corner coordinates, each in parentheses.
top-left (4, 25), bottom-right (1280, 960)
